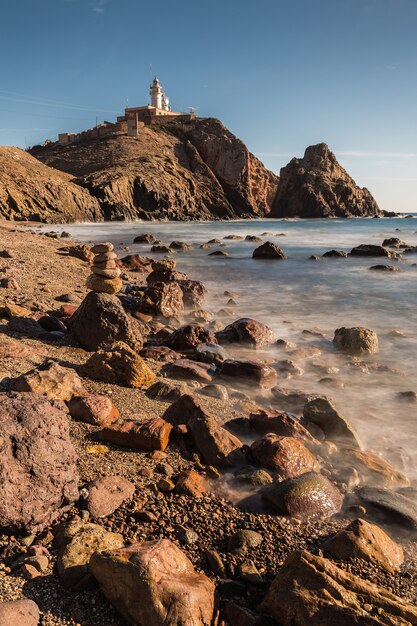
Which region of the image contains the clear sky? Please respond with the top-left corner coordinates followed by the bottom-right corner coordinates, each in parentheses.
top-left (1, 0), bottom-right (416, 211)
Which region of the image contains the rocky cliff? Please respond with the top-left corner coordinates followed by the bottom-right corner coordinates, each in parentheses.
top-left (30, 118), bottom-right (279, 221)
top-left (0, 147), bottom-right (101, 223)
top-left (269, 143), bottom-right (381, 218)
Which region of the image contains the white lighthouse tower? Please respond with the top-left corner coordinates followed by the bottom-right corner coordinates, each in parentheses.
top-left (150, 77), bottom-right (171, 111)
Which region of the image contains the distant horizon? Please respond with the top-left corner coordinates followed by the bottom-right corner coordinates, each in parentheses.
top-left (1, 0), bottom-right (416, 212)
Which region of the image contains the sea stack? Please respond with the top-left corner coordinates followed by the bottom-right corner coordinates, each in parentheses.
top-left (86, 242), bottom-right (122, 294)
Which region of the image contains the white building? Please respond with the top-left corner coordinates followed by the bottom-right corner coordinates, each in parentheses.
top-left (150, 77), bottom-right (171, 111)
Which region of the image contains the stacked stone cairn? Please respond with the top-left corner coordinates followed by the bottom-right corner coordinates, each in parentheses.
top-left (86, 242), bottom-right (122, 294)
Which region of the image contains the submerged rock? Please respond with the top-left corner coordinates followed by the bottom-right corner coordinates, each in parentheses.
top-left (333, 326), bottom-right (378, 355)
top-left (252, 242), bottom-right (287, 259)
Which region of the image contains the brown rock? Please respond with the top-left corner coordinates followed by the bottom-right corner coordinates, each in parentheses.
top-left (302, 397), bottom-right (361, 449)
top-left (140, 345), bottom-right (180, 362)
top-left (177, 279), bottom-right (207, 308)
top-left (0, 599), bottom-right (40, 626)
top-left (0, 392), bottom-right (79, 533)
top-left (163, 393), bottom-right (212, 426)
top-left (11, 360), bottom-right (86, 401)
top-left (336, 448), bottom-right (409, 488)
top-left (67, 394), bottom-right (119, 426)
top-left (81, 341), bottom-right (155, 388)
top-left (86, 274), bottom-right (123, 294)
top-left (166, 324), bottom-right (217, 352)
top-left (250, 434), bottom-right (320, 477)
top-left (86, 475), bottom-right (135, 518)
top-left (91, 266), bottom-right (121, 279)
top-left (322, 518), bottom-right (404, 572)
top-left (175, 470), bottom-right (210, 497)
top-left (138, 281), bottom-right (184, 319)
top-left (249, 408), bottom-right (318, 445)
top-left (252, 242), bottom-right (287, 259)
top-left (260, 550), bottom-right (417, 625)
top-left (216, 317), bottom-right (275, 348)
top-left (333, 326), bottom-right (379, 355)
top-left (67, 243), bottom-right (94, 263)
top-left (100, 418), bottom-right (172, 451)
top-left (91, 242), bottom-right (114, 254)
top-left (146, 380), bottom-right (188, 401)
top-left (90, 539), bottom-right (215, 626)
top-left (217, 358), bottom-right (278, 389)
top-left (118, 254), bottom-right (153, 272)
top-left (165, 359), bottom-right (213, 382)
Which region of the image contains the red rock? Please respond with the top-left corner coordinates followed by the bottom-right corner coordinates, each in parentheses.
top-left (100, 418), bottom-right (172, 451)
top-left (67, 394), bottom-right (119, 426)
top-left (166, 324), bottom-right (217, 353)
top-left (163, 393), bottom-right (211, 426)
top-left (58, 304), bottom-right (78, 317)
top-left (165, 359), bottom-right (213, 382)
top-left (216, 317), bottom-right (275, 348)
top-left (250, 434), bottom-right (320, 477)
top-left (175, 470), bottom-right (210, 498)
top-left (249, 408), bottom-right (318, 445)
top-left (138, 281), bottom-right (184, 318)
top-left (86, 475), bottom-right (135, 518)
top-left (217, 359), bottom-right (278, 389)
top-left (21, 563), bottom-right (40, 580)
top-left (0, 599), bottom-right (40, 626)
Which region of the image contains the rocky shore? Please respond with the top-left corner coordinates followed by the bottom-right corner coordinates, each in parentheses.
top-left (0, 222), bottom-right (416, 626)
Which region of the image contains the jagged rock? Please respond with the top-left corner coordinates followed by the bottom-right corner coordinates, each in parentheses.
top-left (99, 418), bottom-right (172, 451)
top-left (262, 472), bottom-right (343, 519)
top-left (90, 539), bottom-right (215, 625)
top-left (66, 243), bottom-right (94, 263)
top-left (252, 242), bottom-right (287, 259)
top-left (249, 408), bottom-right (318, 444)
top-left (177, 279), bottom-right (207, 308)
top-left (333, 327), bottom-right (379, 355)
top-left (140, 345), bottom-right (180, 362)
top-left (301, 397), bottom-right (361, 449)
top-left (118, 254), bottom-right (153, 272)
top-left (250, 434), bottom-right (320, 477)
top-left (86, 475), bottom-right (135, 518)
top-left (138, 281), bottom-right (184, 318)
top-left (11, 360), bottom-right (86, 401)
top-left (322, 518), bottom-right (404, 572)
top-left (55, 520), bottom-right (123, 590)
top-left (0, 392), bottom-right (79, 532)
top-left (369, 264), bottom-right (399, 272)
top-left (0, 146), bottom-right (101, 222)
top-left (67, 394), bottom-right (119, 426)
top-left (260, 550), bottom-right (417, 625)
top-left (0, 599), bottom-right (40, 626)
top-left (81, 341), bottom-right (155, 388)
top-left (146, 269), bottom-right (188, 284)
top-left (217, 358), bottom-right (278, 389)
top-left (133, 234), bottom-right (155, 243)
top-left (166, 324), bottom-right (217, 353)
top-left (216, 317), bottom-right (275, 348)
top-left (269, 143), bottom-right (380, 218)
top-left (70, 292), bottom-right (143, 351)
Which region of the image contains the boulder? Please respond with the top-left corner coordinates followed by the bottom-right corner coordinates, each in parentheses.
top-left (55, 520), bottom-right (123, 590)
top-left (166, 324), bottom-right (217, 353)
top-left (0, 392), bottom-right (79, 532)
top-left (249, 408), bottom-right (318, 445)
top-left (195, 343), bottom-right (227, 365)
top-left (100, 418), bottom-right (172, 451)
top-left (177, 279), bottom-right (207, 308)
top-left (86, 475), bottom-right (135, 518)
top-left (322, 518), bottom-right (404, 572)
top-left (260, 550), bottom-right (417, 625)
top-left (0, 600), bottom-right (40, 626)
top-left (11, 360), bottom-right (86, 401)
top-left (175, 470), bottom-right (210, 497)
top-left (81, 342), bottom-right (156, 388)
top-left (118, 254), bottom-right (153, 272)
top-left (217, 358), bottom-right (278, 389)
top-left (216, 317), bottom-right (275, 348)
top-left (138, 281), bottom-right (184, 318)
top-left (350, 244), bottom-right (393, 257)
top-left (70, 292), bottom-right (144, 352)
top-left (252, 242), bottom-right (287, 259)
top-left (146, 269), bottom-right (189, 284)
top-left (67, 394), bottom-right (119, 426)
top-left (302, 397), bottom-right (361, 449)
top-left (90, 539), bottom-right (215, 626)
top-left (164, 359), bottom-right (213, 382)
top-left (250, 434), bottom-right (320, 477)
top-left (322, 250), bottom-right (348, 258)
top-left (262, 472), bottom-right (343, 519)
top-left (333, 327), bottom-right (379, 355)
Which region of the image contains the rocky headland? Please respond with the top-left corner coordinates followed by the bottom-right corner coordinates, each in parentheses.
top-left (0, 118), bottom-right (386, 222)
top-left (0, 223), bottom-right (416, 626)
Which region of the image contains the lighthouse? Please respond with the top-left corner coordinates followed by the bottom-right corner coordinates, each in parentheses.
top-left (150, 77), bottom-right (171, 111)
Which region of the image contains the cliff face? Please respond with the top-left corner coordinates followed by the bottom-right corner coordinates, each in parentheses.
top-left (31, 118), bottom-right (279, 221)
top-left (0, 147), bottom-right (101, 223)
top-left (269, 143), bottom-right (381, 218)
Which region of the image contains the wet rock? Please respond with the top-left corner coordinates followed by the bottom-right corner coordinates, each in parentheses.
top-left (99, 418), bottom-right (172, 451)
top-left (356, 487), bottom-right (417, 529)
top-left (246, 235), bottom-right (263, 242)
top-left (227, 529), bottom-right (263, 554)
top-left (166, 324), bottom-right (217, 353)
top-left (253, 242), bottom-right (287, 259)
top-left (134, 234), bottom-right (155, 244)
top-left (217, 359), bottom-right (278, 389)
top-left (338, 448), bottom-right (410, 488)
top-left (90, 539), bottom-right (215, 626)
top-left (382, 237), bottom-right (404, 247)
top-left (195, 343), bottom-right (227, 364)
top-left (208, 250), bottom-right (230, 257)
top-left (271, 387), bottom-right (319, 412)
top-left (275, 359), bottom-right (304, 377)
top-left (262, 472), bottom-right (343, 519)
top-left (0, 392), bottom-right (79, 533)
top-left (396, 390), bottom-right (417, 403)
top-left (249, 408), bottom-right (317, 445)
top-left (260, 549), bottom-right (417, 625)
top-left (164, 359), bottom-right (213, 382)
top-left (140, 345), bottom-right (180, 362)
top-left (11, 360), bottom-right (86, 401)
top-left (334, 326), bottom-right (379, 355)
top-left (322, 517), bottom-right (404, 572)
top-left (200, 383), bottom-right (229, 400)
top-left (70, 292), bottom-right (143, 352)
top-left (0, 599), bottom-right (40, 626)
top-left (177, 279), bottom-right (207, 309)
top-left (138, 281), bottom-right (184, 318)
top-left (67, 394), bottom-right (119, 426)
top-left (216, 317), bottom-right (275, 348)
top-left (350, 244), bottom-right (394, 257)
top-left (302, 397), bottom-right (361, 449)
top-left (322, 249), bottom-right (348, 258)
top-left (81, 341), bottom-right (156, 388)
top-left (86, 475), bottom-right (135, 518)
top-left (37, 314), bottom-right (67, 333)
top-left (151, 244), bottom-right (171, 253)
top-left (175, 470), bottom-right (210, 497)
top-left (55, 520), bottom-right (123, 590)
top-left (251, 434), bottom-right (320, 477)
top-left (170, 240), bottom-right (191, 250)
top-left (369, 264), bottom-right (400, 272)
top-left (118, 254), bottom-right (153, 272)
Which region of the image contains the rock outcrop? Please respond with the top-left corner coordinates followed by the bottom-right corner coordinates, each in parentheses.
top-left (269, 143), bottom-right (381, 218)
top-left (0, 146), bottom-right (101, 223)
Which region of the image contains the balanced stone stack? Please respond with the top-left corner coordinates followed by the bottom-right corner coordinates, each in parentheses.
top-left (86, 242), bottom-right (122, 294)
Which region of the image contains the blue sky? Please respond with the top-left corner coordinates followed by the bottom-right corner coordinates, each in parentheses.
top-left (1, 0), bottom-right (416, 211)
